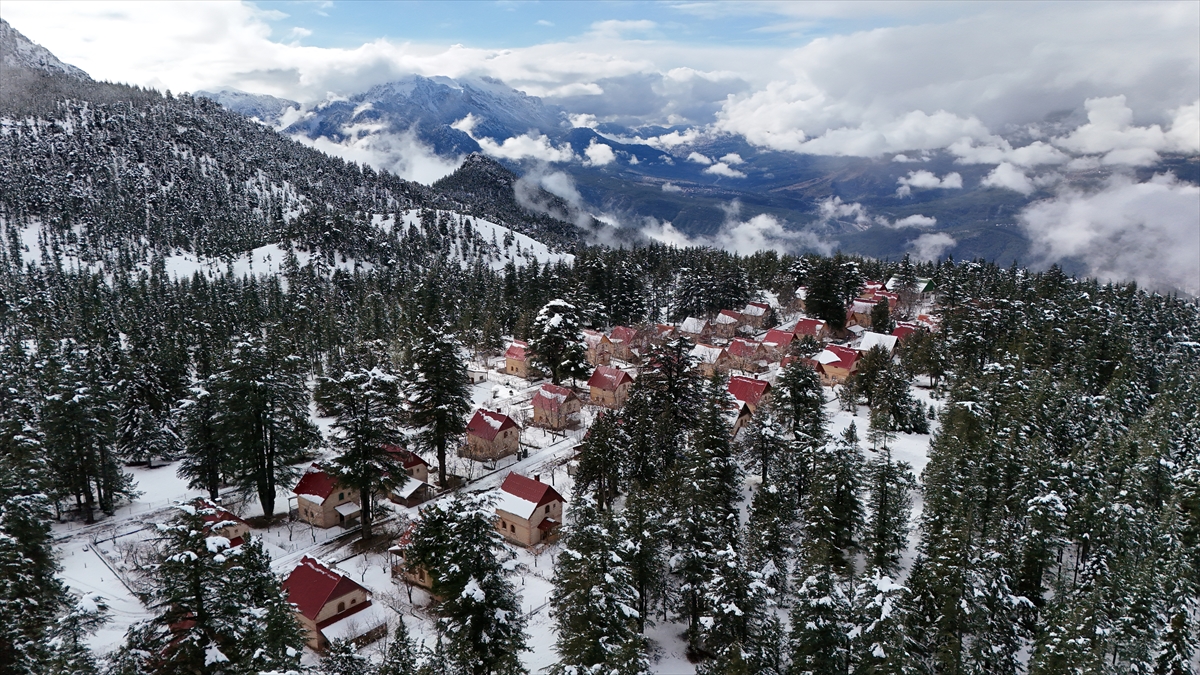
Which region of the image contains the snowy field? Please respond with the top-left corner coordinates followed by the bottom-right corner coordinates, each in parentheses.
top-left (50, 313), bottom-right (939, 673)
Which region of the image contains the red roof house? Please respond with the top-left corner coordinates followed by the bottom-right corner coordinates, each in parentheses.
top-left (587, 365), bottom-right (634, 408)
top-left (504, 340), bottom-right (531, 378)
top-left (727, 376), bottom-right (772, 412)
top-left (531, 383), bottom-right (582, 429)
top-left (383, 445), bottom-right (433, 506)
top-left (608, 325), bottom-right (641, 360)
top-left (892, 323), bottom-right (919, 340)
top-left (464, 409), bottom-right (521, 460)
top-left (195, 500), bottom-right (250, 548)
top-left (293, 464), bottom-right (361, 529)
top-left (713, 310), bottom-right (742, 337)
top-left (282, 557), bottom-right (386, 650)
top-left (494, 473), bottom-right (566, 547)
top-left (815, 345), bottom-right (860, 385)
top-left (762, 328), bottom-right (795, 353)
top-left (792, 318), bottom-right (828, 339)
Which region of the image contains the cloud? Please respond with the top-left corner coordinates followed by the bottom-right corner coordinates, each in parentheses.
top-left (661, 182), bottom-right (683, 193)
top-left (452, 114), bottom-right (576, 162)
top-left (909, 233), bottom-right (957, 261)
top-left (704, 162), bottom-right (746, 178)
top-left (583, 139), bottom-right (616, 166)
top-left (536, 20), bottom-right (554, 27)
top-left (291, 125), bottom-right (462, 185)
top-left (981, 162), bottom-right (1035, 195)
top-left (1019, 173), bottom-right (1200, 294)
top-left (817, 196), bottom-right (873, 229)
top-left (686, 151), bottom-right (713, 165)
top-left (896, 170), bottom-right (963, 197)
top-left (948, 139), bottom-right (1068, 167)
top-left (642, 201), bottom-right (835, 255)
top-left (884, 214), bottom-right (937, 229)
top-left (1048, 96), bottom-right (1200, 166)
top-left (719, 152), bottom-right (745, 164)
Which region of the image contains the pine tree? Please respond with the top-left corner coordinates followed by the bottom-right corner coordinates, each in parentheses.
top-left (848, 571), bottom-right (914, 675)
top-left (176, 378), bottom-right (225, 501)
top-left (214, 331), bottom-right (318, 519)
top-left (529, 299), bottom-right (589, 385)
top-left (862, 447), bottom-right (916, 576)
top-left (44, 594), bottom-right (108, 675)
top-left (698, 542), bottom-right (782, 674)
top-left (572, 411), bottom-right (626, 510)
top-left (321, 364), bottom-right (407, 539)
top-left (746, 481), bottom-right (794, 595)
top-left (789, 549), bottom-right (852, 675)
top-left (322, 639), bottom-right (374, 675)
top-left (550, 497), bottom-right (649, 675)
top-left (620, 487), bottom-right (669, 635)
top-left (869, 299), bottom-right (893, 334)
top-left (224, 537), bottom-right (306, 674)
top-left (116, 355), bottom-right (181, 469)
top-left (407, 327), bottom-right (470, 488)
top-left (380, 618), bottom-right (421, 675)
top-left (803, 424), bottom-right (864, 572)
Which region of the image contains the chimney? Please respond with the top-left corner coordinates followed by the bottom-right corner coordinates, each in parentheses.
top-left (534, 474), bottom-right (541, 482)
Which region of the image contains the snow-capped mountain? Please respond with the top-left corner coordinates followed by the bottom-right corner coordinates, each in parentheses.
top-left (195, 89), bottom-right (300, 127)
top-left (0, 18), bottom-right (90, 80)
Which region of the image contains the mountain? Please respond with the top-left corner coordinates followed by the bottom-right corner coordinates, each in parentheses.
top-left (0, 18), bottom-right (89, 80)
top-left (194, 89), bottom-right (300, 127)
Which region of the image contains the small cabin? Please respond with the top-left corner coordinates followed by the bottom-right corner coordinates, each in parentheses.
top-left (195, 500), bottom-right (250, 548)
top-left (467, 367), bottom-right (489, 384)
top-left (390, 522), bottom-right (436, 595)
top-left (761, 328), bottom-right (795, 356)
top-left (678, 317), bottom-right (712, 342)
top-left (582, 330), bottom-right (614, 367)
top-left (792, 286), bottom-right (808, 312)
top-left (504, 340), bottom-right (531, 379)
top-left (587, 365), bottom-right (634, 408)
top-left (609, 325), bottom-right (641, 361)
top-left (857, 331), bottom-right (899, 356)
top-left (792, 318), bottom-right (829, 341)
top-left (891, 323), bottom-right (920, 341)
top-left (815, 345), bottom-right (860, 385)
top-left (691, 343), bottom-right (732, 377)
top-left (293, 464), bottom-right (361, 529)
top-left (463, 409), bottom-right (521, 461)
top-left (729, 401), bottom-right (754, 438)
top-left (494, 472), bottom-right (566, 547)
top-left (651, 323), bottom-right (677, 345)
top-left (282, 556), bottom-right (387, 651)
top-left (727, 338), bottom-right (768, 373)
top-left (740, 301), bottom-right (774, 329)
top-left (384, 445), bottom-right (434, 507)
top-left (727, 376), bottom-right (772, 413)
top-left (847, 300), bottom-right (877, 328)
top-left (531, 383), bottom-right (582, 430)
top-left (712, 310), bottom-right (742, 339)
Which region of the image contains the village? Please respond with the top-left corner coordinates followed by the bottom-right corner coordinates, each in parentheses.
top-left (53, 274), bottom-right (940, 671)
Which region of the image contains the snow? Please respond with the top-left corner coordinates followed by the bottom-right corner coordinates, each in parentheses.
top-left (319, 602), bottom-right (389, 643)
top-left (494, 489), bottom-right (540, 521)
top-left (394, 209), bottom-right (574, 271)
top-left (857, 331), bottom-right (899, 353)
top-left (394, 476), bottom-right (429, 500)
top-left (335, 502), bottom-right (362, 517)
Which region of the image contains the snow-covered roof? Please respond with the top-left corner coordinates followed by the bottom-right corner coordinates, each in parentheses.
top-left (679, 317), bottom-right (709, 334)
top-left (581, 330), bottom-right (610, 348)
top-left (762, 329), bottom-right (794, 348)
top-left (495, 472), bottom-right (564, 521)
top-left (728, 376), bottom-right (771, 407)
top-left (792, 318), bottom-right (826, 337)
top-left (741, 302), bottom-right (769, 317)
top-left (467, 409), bottom-right (519, 441)
top-left (282, 556), bottom-right (368, 621)
top-left (727, 338), bottom-right (764, 359)
top-left (504, 340), bottom-right (528, 361)
top-left (815, 350), bottom-right (842, 365)
top-left (818, 345), bottom-right (859, 370)
top-left (857, 331), bottom-right (899, 354)
top-left (587, 365), bottom-right (633, 392)
top-left (532, 383), bottom-right (578, 411)
top-left (690, 343), bottom-right (728, 364)
top-left (319, 602), bottom-right (388, 642)
top-left (885, 276), bottom-right (935, 293)
top-left (610, 325), bottom-right (638, 344)
top-left (293, 464), bottom-right (337, 502)
top-left (335, 502), bottom-right (361, 517)
top-left (394, 476), bottom-right (430, 500)
top-left (715, 310), bottom-right (741, 325)
top-left (850, 300), bottom-right (877, 315)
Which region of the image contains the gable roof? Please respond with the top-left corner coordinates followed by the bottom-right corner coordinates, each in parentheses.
top-left (293, 464), bottom-right (337, 502)
top-left (384, 444), bottom-right (429, 470)
top-left (587, 365), bottom-right (633, 392)
top-left (792, 318), bottom-right (827, 337)
top-left (850, 299), bottom-right (877, 315)
top-left (886, 276), bottom-right (935, 293)
top-left (690, 343), bottom-right (728, 365)
top-left (194, 500), bottom-right (247, 545)
top-left (715, 309), bottom-right (742, 325)
top-left (742, 301), bottom-right (770, 317)
top-left (282, 556), bottom-right (369, 621)
top-left (581, 329), bottom-right (611, 348)
top-left (531, 383), bottom-right (579, 412)
top-left (891, 323), bottom-right (919, 340)
top-left (504, 340), bottom-right (528, 361)
top-left (762, 328), bottom-right (795, 348)
top-left (496, 472), bottom-right (565, 520)
top-left (679, 317), bottom-right (710, 334)
top-left (728, 376), bottom-right (771, 407)
top-left (857, 331), bottom-right (899, 354)
top-left (727, 338), bottom-right (764, 359)
top-left (467, 409), bottom-right (519, 442)
top-left (610, 325), bottom-right (638, 344)
top-left (655, 323), bottom-right (676, 338)
top-left (818, 344), bottom-right (860, 371)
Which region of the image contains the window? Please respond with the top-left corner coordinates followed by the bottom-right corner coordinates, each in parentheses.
top-left (545, 505), bottom-right (550, 514)
top-left (338, 492), bottom-right (344, 500)
top-left (350, 598), bottom-right (356, 605)
top-left (337, 602), bottom-right (345, 613)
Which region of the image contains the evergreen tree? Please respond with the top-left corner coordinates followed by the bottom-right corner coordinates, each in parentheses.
top-left (408, 327), bottom-right (470, 488)
top-left (529, 299), bottom-right (589, 385)
top-left (44, 593), bottom-right (109, 675)
top-left (322, 639), bottom-right (374, 675)
top-left (869, 299), bottom-right (893, 334)
top-left (550, 497), bottom-right (649, 675)
top-left (746, 481), bottom-right (794, 595)
top-left (116, 355), bottom-right (181, 469)
top-left (698, 542), bottom-right (783, 675)
top-left (321, 363), bottom-right (407, 539)
top-left (572, 411), bottom-right (626, 511)
top-left (862, 446), bottom-right (916, 576)
top-left (176, 378), bottom-right (225, 501)
top-left (804, 424), bottom-right (865, 572)
top-left (224, 537), bottom-right (306, 674)
top-left (619, 487), bottom-right (669, 635)
top-left (380, 618), bottom-right (421, 675)
top-left (848, 571), bottom-right (914, 675)
top-left (213, 331), bottom-right (318, 519)
top-left (789, 550), bottom-right (852, 675)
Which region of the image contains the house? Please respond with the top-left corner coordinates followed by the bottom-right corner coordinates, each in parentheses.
top-left (582, 329), bottom-right (614, 366)
top-left (504, 340), bottom-right (531, 379)
top-left (463, 409), bottom-right (521, 461)
top-left (792, 286), bottom-right (808, 312)
top-left (587, 365), bottom-right (634, 408)
top-left (691, 343), bottom-right (732, 377)
top-left (727, 338), bottom-right (768, 373)
top-left (467, 366), bottom-right (489, 384)
top-left (282, 556), bottom-right (388, 651)
top-left (857, 331), bottom-right (900, 356)
top-left (384, 445), bottom-right (434, 507)
top-left (494, 472), bottom-right (566, 547)
top-left (195, 500), bottom-right (250, 547)
top-left (792, 318), bottom-right (829, 341)
top-left (713, 310), bottom-right (742, 338)
top-left (762, 328), bottom-right (795, 355)
top-left (609, 325), bottom-right (641, 361)
top-left (294, 464), bottom-right (361, 529)
top-left (886, 276), bottom-right (936, 297)
top-left (740, 301), bottom-right (774, 329)
top-left (531, 383), bottom-right (582, 430)
top-left (729, 401), bottom-right (754, 437)
top-left (891, 322), bottom-right (920, 341)
top-left (815, 345), bottom-right (860, 385)
top-left (858, 281), bottom-right (885, 299)
top-left (678, 317), bottom-right (712, 341)
top-left (727, 376), bottom-right (772, 413)
top-left (390, 522), bottom-right (435, 594)
top-left (651, 323), bottom-right (677, 345)
top-left (847, 300), bottom-right (878, 328)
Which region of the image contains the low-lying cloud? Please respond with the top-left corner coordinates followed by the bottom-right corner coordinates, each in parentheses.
top-left (642, 201), bottom-right (835, 256)
top-left (291, 125), bottom-right (462, 185)
top-left (896, 170), bottom-right (962, 197)
top-left (453, 114), bottom-right (576, 163)
top-left (1019, 173), bottom-right (1200, 294)
top-left (909, 232), bottom-right (957, 262)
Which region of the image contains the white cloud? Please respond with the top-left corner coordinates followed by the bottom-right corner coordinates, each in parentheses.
top-left (452, 113), bottom-right (576, 163)
top-left (719, 152), bottom-right (745, 164)
top-left (909, 233), bottom-right (957, 261)
top-left (882, 214), bottom-right (937, 229)
top-left (661, 182), bottom-right (683, 193)
top-left (291, 125), bottom-right (462, 185)
top-left (896, 170), bottom-right (962, 197)
top-left (704, 162), bottom-right (746, 178)
top-left (583, 139), bottom-right (616, 166)
top-left (569, 113), bottom-right (599, 128)
top-left (686, 151), bottom-right (713, 164)
top-left (981, 162), bottom-right (1035, 195)
top-left (817, 196), bottom-right (872, 228)
top-left (948, 139), bottom-right (1068, 167)
top-left (642, 202), bottom-right (835, 255)
top-left (1019, 173), bottom-right (1200, 294)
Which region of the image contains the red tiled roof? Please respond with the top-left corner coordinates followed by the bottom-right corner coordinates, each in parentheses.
top-left (727, 338), bottom-right (764, 359)
top-left (727, 376), bottom-right (771, 407)
top-left (891, 323), bottom-right (919, 340)
top-left (610, 325), bottom-right (638, 344)
top-left (293, 464), bottom-right (336, 501)
top-left (792, 318), bottom-right (826, 337)
top-left (762, 328), bottom-right (794, 348)
top-left (282, 556), bottom-right (368, 621)
top-left (384, 444), bottom-right (429, 469)
top-left (655, 324), bottom-right (676, 338)
top-left (531, 384), bottom-right (578, 412)
top-left (823, 345), bottom-right (860, 371)
top-left (587, 365), bottom-right (633, 392)
top-left (504, 340), bottom-right (528, 361)
top-left (467, 409), bottom-right (519, 442)
top-left (195, 499), bottom-right (246, 529)
top-left (716, 309), bottom-right (742, 324)
top-left (500, 472), bottom-right (565, 508)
